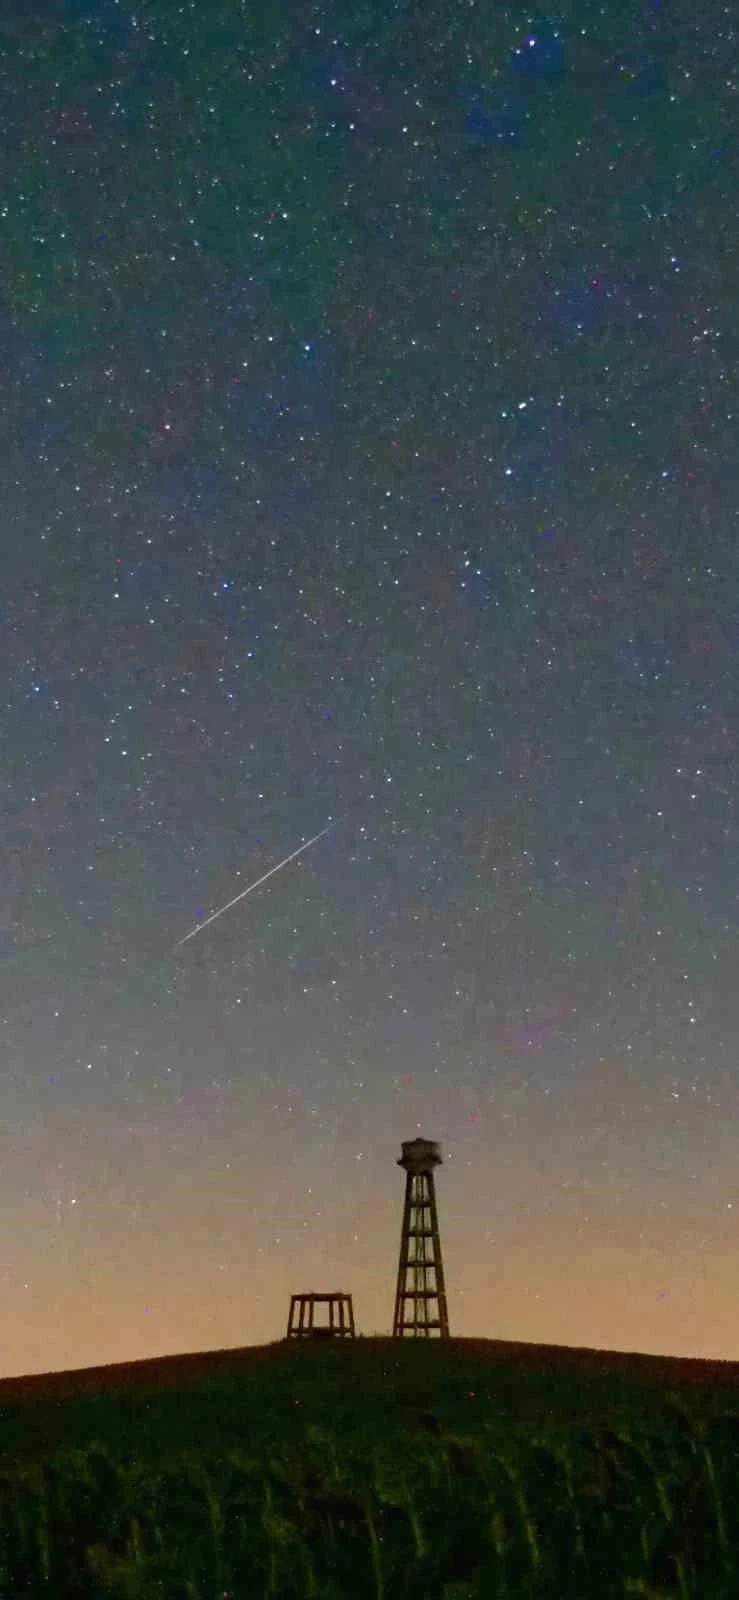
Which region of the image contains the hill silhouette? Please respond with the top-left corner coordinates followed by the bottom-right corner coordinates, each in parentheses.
top-left (4, 1332), bottom-right (739, 1409)
top-left (2, 1336), bottom-right (739, 1596)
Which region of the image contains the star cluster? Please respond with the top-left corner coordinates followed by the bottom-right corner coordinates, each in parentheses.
top-left (1, 0), bottom-right (739, 1375)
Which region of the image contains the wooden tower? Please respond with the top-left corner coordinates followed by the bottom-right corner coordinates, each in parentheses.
top-left (392, 1137), bottom-right (450, 1338)
top-left (286, 1291), bottom-right (356, 1339)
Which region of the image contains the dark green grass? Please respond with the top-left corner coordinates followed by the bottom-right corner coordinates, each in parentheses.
top-left (1, 1336), bottom-right (739, 1597)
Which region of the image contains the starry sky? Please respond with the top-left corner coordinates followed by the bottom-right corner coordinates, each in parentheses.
top-left (2, 0), bottom-right (739, 1378)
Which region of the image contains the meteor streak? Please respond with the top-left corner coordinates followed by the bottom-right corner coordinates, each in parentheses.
top-left (175, 821), bottom-right (335, 948)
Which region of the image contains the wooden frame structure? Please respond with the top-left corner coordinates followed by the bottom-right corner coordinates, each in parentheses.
top-left (286, 1291), bottom-right (356, 1339)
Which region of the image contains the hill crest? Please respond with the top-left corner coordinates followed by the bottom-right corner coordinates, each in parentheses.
top-left (3, 1335), bottom-right (739, 1406)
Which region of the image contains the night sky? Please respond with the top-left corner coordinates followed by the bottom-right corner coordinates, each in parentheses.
top-left (2, 0), bottom-right (738, 1379)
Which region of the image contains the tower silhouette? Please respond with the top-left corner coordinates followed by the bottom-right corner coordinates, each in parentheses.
top-left (392, 1137), bottom-right (450, 1338)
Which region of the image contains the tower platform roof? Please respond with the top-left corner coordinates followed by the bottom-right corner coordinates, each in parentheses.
top-left (397, 1137), bottom-right (442, 1172)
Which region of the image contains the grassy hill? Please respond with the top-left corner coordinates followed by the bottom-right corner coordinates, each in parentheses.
top-left (2, 1334), bottom-right (739, 1597)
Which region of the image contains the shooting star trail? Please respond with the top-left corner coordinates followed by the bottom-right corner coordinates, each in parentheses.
top-left (175, 822), bottom-right (336, 948)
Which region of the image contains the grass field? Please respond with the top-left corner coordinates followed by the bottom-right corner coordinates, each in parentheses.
top-left (2, 1335), bottom-right (739, 1597)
